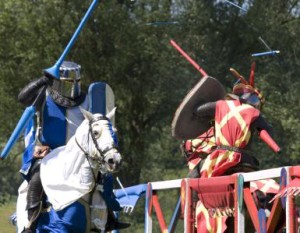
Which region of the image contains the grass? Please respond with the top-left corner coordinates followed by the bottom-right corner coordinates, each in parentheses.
top-left (0, 201), bottom-right (16, 233)
top-left (0, 194), bottom-right (184, 233)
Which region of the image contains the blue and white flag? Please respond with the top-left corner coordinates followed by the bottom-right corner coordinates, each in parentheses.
top-left (20, 118), bottom-right (36, 179)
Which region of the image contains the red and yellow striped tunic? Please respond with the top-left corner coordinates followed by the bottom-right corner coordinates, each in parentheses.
top-left (200, 100), bottom-right (260, 178)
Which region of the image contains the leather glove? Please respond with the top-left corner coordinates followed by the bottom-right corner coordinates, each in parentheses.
top-left (33, 145), bottom-right (50, 159)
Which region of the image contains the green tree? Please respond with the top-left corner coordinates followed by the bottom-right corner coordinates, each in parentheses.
top-left (0, 2), bottom-right (299, 231)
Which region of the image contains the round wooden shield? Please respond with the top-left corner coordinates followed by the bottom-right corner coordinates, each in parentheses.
top-left (172, 76), bottom-right (226, 140)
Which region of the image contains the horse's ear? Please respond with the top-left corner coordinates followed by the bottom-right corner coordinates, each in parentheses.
top-left (106, 107), bottom-right (116, 120)
top-left (80, 107), bottom-right (95, 122)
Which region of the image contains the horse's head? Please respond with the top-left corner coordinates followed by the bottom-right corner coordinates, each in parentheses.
top-left (79, 107), bottom-right (122, 173)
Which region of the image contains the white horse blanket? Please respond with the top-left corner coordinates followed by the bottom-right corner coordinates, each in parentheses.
top-left (40, 137), bottom-right (96, 211)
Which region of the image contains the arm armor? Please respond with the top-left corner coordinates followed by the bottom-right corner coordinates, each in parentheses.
top-left (252, 114), bottom-right (274, 137)
top-left (18, 76), bottom-right (51, 106)
top-left (195, 102), bottom-right (216, 118)
top-left (253, 115), bottom-right (281, 153)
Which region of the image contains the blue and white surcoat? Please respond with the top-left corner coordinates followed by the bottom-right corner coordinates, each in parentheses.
top-left (41, 94), bottom-right (88, 149)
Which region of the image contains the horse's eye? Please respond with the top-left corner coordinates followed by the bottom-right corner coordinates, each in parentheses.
top-left (93, 130), bottom-right (101, 139)
top-left (92, 124), bottom-right (102, 139)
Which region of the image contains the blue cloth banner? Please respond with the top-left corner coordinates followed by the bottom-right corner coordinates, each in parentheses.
top-left (20, 118), bottom-right (36, 178)
top-left (115, 184), bottom-right (147, 208)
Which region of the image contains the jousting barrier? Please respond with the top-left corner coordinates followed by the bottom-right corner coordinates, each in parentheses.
top-left (181, 166), bottom-right (300, 233)
top-left (114, 166), bottom-right (300, 233)
top-left (145, 179), bottom-right (183, 233)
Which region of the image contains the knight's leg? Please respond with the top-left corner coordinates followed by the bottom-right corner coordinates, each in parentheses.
top-left (187, 160), bottom-right (204, 202)
top-left (188, 160), bottom-right (205, 231)
top-left (97, 173), bottom-right (130, 232)
top-left (25, 159), bottom-right (44, 231)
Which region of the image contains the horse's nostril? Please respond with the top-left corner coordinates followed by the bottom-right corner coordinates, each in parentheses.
top-left (108, 158), bottom-right (114, 164)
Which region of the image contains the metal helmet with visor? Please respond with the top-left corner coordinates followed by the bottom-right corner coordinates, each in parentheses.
top-left (230, 62), bottom-right (265, 110)
top-left (51, 61), bottom-right (81, 99)
top-left (233, 84), bottom-right (264, 109)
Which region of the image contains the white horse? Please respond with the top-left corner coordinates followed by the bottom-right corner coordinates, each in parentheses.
top-left (18, 107), bottom-right (122, 233)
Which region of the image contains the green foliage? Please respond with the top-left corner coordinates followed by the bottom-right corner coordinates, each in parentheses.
top-left (0, 0), bottom-right (299, 231)
top-left (0, 193), bottom-right (11, 206)
top-left (0, 152), bottom-right (23, 200)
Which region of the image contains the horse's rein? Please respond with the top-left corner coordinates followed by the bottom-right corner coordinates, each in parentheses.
top-left (75, 116), bottom-right (118, 168)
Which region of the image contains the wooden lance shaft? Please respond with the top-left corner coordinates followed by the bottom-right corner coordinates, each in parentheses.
top-left (1, 0), bottom-right (100, 159)
top-left (170, 39), bottom-right (208, 77)
top-left (0, 86), bottom-right (47, 159)
top-left (44, 0), bottom-right (99, 79)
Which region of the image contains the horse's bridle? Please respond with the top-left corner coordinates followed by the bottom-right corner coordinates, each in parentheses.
top-left (74, 116), bottom-right (119, 183)
top-left (90, 116), bottom-right (118, 159)
top-left (75, 116), bottom-right (118, 164)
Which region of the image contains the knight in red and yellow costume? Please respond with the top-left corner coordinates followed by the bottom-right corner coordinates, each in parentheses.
top-left (173, 63), bottom-right (280, 232)
top-left (198, 66), bottom-right (272, 178)
top-left (193, 63), bottom-right (279, 233)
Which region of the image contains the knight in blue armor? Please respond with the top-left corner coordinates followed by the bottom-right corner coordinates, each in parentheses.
top-left (16, 61), bottom-right (130, 232)
top-left (18, 62), bottom-right (87, 180)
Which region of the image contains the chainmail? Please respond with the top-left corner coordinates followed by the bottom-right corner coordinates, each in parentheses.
top-left (48, 87), bottom-right (86, 108)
